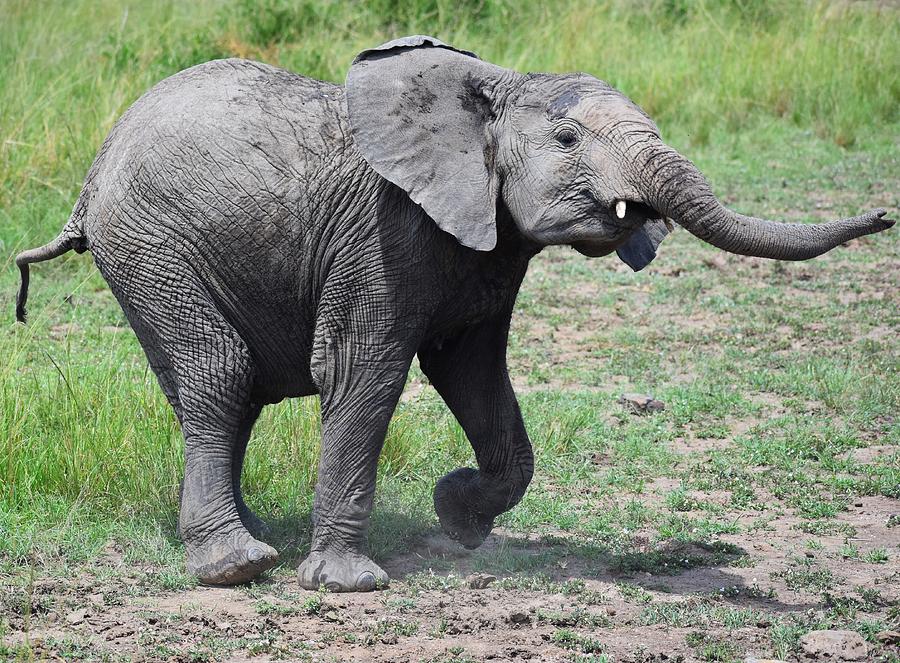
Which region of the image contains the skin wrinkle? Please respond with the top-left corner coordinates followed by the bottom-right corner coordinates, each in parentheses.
top-left (21, 44), bottom-right (889, 590)
top-left (213, 137), bottom-right (294, 207)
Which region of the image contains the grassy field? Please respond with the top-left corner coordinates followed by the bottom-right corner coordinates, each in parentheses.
top-left (1, 0), bottom-right (898, 661)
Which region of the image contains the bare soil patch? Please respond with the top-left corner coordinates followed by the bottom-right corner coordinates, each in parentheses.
top-left (7, 481), bottom-right (899, 662)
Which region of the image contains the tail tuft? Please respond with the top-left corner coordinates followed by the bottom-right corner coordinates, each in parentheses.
top-left (15, 263), bottom-right (29, 323)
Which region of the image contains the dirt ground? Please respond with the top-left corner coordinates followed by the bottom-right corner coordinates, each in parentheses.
top-left (8, 489), bottom-right (898, 662)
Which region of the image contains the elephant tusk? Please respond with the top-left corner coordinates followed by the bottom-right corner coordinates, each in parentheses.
top-left (615, 200), bottom-right (626, 219)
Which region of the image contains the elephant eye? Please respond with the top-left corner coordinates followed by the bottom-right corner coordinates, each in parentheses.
top-left (555, 128), bottom-right (578, 148)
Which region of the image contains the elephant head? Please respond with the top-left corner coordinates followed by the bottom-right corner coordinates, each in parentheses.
top-left (346, 36), bottom-right (893, 268)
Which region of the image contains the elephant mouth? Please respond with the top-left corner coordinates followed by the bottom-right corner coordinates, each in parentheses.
top-left (607, 199), bottom-right (664, 230)
top-left (580, 190), bottom-right (660, 229)
top-left (570, 200), bottom-right (665, 257)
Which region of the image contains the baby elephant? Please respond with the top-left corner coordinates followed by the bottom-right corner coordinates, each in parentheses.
top-left (16, 36), bottom-right (892, 591)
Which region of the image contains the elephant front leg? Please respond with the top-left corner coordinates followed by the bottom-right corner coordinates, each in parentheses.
top-left (419, 317), bottom-right (534, 550)
top-left (297, 339), bottom-right (414, 592)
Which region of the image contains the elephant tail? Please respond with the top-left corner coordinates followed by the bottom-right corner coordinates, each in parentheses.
top-left (15, 218), bottom-right (88, 324)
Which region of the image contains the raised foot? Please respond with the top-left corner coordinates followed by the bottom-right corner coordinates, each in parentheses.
top-left (185, 530), bottom-right (278, 585)
top-left (297, 552), bottom-right (389, 592)
top-left (433, 467), bottom-right (495, 550)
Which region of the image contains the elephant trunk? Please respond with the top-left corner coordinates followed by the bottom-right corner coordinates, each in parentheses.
top-left (629, 141), bottom-right (893, 260)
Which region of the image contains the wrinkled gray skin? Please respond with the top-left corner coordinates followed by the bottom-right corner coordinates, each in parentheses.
top-left (15, 37), bottom-right (893, 592)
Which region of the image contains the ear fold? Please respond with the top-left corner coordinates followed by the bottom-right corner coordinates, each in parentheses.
top-left (346, 36), bottom-right (508, 251)
top-left (616, 218), bottom-right (672, 271)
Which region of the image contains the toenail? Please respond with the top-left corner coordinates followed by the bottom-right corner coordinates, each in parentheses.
top-left (356, 571), bottom-right (376, 591)
top-left (247, 547), bottom-right (265, 562)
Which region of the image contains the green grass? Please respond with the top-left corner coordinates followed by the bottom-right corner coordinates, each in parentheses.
top-left (551, 628), bottom-right (606, 655)
top-left (685, 630), bottom-right (742, 663)
top-left (1, 0), bottom-right (899, 660)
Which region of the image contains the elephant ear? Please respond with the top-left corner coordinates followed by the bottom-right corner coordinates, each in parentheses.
top-left (616, 218), bottom-right (671, 271)
top-left (346, 36), bottom-right (507, 251)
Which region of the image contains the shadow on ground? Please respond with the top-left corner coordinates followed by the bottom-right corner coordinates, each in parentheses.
top-left (156, 503), bottom-right (820, 619)
top-left (379, 527), bottom-right (823, 616)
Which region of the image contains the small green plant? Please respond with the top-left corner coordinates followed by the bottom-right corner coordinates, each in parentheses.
top-left (685, 631), bottom-right (741, 662)
top-left (616, 582), bottom-right (653, 604)
top-left (536, 607), bottom-right (610, 628)
top-left (666, 487), bottom-right (700, 512)
top-left (841, 542), bottom-right (860, 559)
top-left (729, 483), bottom-right (759, 509)
top-left (858, 587), bottom-right (885, 609)
top-left (640, 598), bottom-right (762, 629)
top-left (769, 622), bottom-right (807, 659)
top-left (552, 629), bottom-right (606, 654)
top-left (301, 587), bottom-right (328, 615)
top-left (370, 617), bottom-right (419, 638)
top-left (744, 583), bottom-right (777, 600)
top-left (864, 547), bottom-right (889, 564)
top-left (254, 598), bottom-right (300, 617)
top-left (428, 618), bottom-right (450, 638)
top-left (795, 519), bottom-right (857, 537)
top-left (384, 596), bottom-right (417, 613)
top-left (771, 559), bottom-right (835, 592)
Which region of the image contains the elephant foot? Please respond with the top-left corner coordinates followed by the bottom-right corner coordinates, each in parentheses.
top-left (185, 528), bottom-right (278, 585)
top-left (433, 467), bottom-right (495, 550)
top-left (297, 551), bottom-right (389, 592)
top-left (176, 507), bottom-right (268, 542)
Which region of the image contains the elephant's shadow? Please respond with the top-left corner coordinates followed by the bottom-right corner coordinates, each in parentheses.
top-left (186, 505), bottom-right (815, 616)
top-left (153, 503), bottom-right (818, 616)
top-left (253, 504), bottom-right (739, 585)
top-left (372, 523), bottom-right (816, 616)
top-left (255, 505), bottom-right (430, 571)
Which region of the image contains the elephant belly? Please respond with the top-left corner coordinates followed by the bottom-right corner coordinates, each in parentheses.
top-left (236, 312), bottom-right (319, 404)
top-left (207, 251), bottom-right (320, 404)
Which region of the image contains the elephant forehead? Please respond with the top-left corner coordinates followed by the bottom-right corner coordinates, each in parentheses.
top-left (568, 96), bottom-right (657, 135)
top-left (546, 87), bottom-right (584, 119)
top-left (532, 76), bottom-right (656, 135)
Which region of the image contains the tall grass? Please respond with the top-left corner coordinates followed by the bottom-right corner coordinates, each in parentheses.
top-left (1, 1), bottom-right (897, 218)
top-left (0, 1), bottom-right (897, 551)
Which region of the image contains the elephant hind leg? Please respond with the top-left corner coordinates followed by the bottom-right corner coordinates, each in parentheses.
top-left (176, 401), bottom-right (270, 542)
top-left (172, 319), bottom-right (277, 585)
top-left (232, 402), bottom-right (270, 538)
top-left (104, 267), bottom-right (277, 584)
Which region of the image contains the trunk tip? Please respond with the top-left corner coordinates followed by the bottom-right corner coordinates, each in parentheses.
top-left (866, 208), bottom-right (893, 230)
